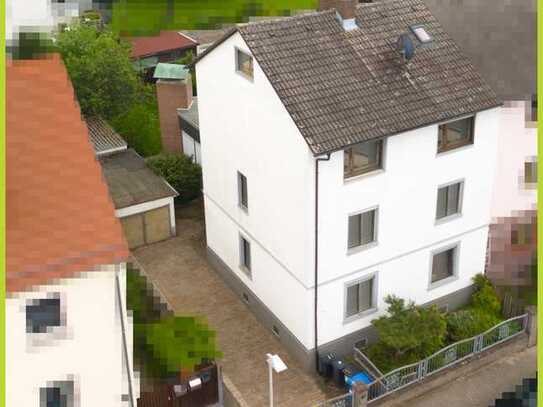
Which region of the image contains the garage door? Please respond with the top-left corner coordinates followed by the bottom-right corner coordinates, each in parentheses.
top-left (120, 205), bottom-right (172, 249)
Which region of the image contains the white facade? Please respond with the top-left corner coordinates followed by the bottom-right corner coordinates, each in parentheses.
top-left (6, 265), bottom-right (138, 406)
top-left (491, 100), bottom-right (537, 219)
top-left (197, 32), bottom-right (501, 351)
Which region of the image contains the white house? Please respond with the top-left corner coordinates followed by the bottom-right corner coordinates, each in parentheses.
top-left (7, 56), bottom-right (138, 406)
top-left (194, 0), bottom-right (502, 370)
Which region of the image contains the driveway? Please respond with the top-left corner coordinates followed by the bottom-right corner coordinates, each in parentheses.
top-left (132, 199), bottom-right (330, 406)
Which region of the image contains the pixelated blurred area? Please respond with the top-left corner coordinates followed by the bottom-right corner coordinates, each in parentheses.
top-left (7, 31), bottom-right (55, 60)
top-left (6, 55), bottom-right (129, 292)
top-left (491, 377), bottom-right (537, 407)
top-left (126, 263), bottom-right (222, 405)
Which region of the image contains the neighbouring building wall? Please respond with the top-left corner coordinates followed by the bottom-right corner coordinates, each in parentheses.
top-left (182, 131), bottom-right (201, 164)
top-left (315, 107), bottom-right (500, 346)
top-left (6, 265), bottom-right (137, 407)
top-left (197, 32), bottom-right (317, 350)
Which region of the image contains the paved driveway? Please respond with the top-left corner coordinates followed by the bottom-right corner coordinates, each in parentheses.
top-left (132, 199), bottom-right (329, 407)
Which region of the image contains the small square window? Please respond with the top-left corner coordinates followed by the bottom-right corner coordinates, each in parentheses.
top-left (345, 277), bottom-right (375, 319)
top-left (524, 161), bottom-right (537, 185)
top-left (344, 140), bottom-right (383, 178)
top-left (40, 381), bottom-right (74, 407)
top-left (238, 172), bottom-right (248, 210)
top-left (348, 208), bottom-right (377, 249)
top-left (410, 25), bottom-right (432, 43)
top-left (511, 223), bottom-right (533, 246)
top-left (438, 117), bottom-right (474, 153)
top-left (26, 297), bottom-right (61, 334)
top-left (235, 48), bottom-right (253, 80)
top-left (436, 182), bottom-right (463, 220)
top-left (239, 236), bottom-right (251, 275)
top-left (431, 247), bottom-right (456, 284)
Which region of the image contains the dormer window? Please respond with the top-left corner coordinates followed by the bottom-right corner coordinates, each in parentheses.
top-left (437, 116), bottom-right (474, 153)
top-left (235, 48), bottom-right (253, 80)
top-left (344, 139), bottom-right (383, 178)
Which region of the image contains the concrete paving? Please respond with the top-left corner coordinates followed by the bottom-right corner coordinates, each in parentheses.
top-left (379, 337), bottom-right (536, 407)
top-left (132, 199), bottom-right (331, 407)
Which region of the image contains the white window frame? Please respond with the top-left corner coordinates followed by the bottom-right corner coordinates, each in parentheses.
top-left (343, 272), bottom-right (378, 323)
top-left (435, 179), bottom-right (464, 224)
top-left (347, 206), bottom-right (379, 254)
top-left (234, 46), bottom-right (254, 82)
top-left (237, 171), bottom-right (248, 212)
top-left (343, 139), bottom-right (386, 181)
top-left (428, 242), bottom-right (460, 289)
top-left (436, 114), bottom-right (476, 155)
top-left (239, 234), bottom-right (252, 278)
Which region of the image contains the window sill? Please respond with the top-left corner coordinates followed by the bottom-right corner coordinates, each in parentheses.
top-left (435, 213), bottom-right (462, 225)
top-left (436, 143), bottom-right (474, 156)
top-left (343, 307), bottom-right (378, 325)
top-left (238, 204), bottom-right (249, 214)
top-left (428, 275), bottom-right (458, 291)
top-left (239, 265), bottom-right (252, 279)
top-left (235, 70), bottom-right (254, 83)
top-left (344, 168), bottom-right (385, 184)
top-left (347, 241), bottom-right (378, 256)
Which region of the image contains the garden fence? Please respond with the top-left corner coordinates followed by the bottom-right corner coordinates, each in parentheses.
top-left (313, 313), bottom-right (528, 406)
top-left (366, 313), bottom-right (528, 402)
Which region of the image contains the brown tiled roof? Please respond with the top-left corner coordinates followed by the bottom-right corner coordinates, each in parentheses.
top-left (195, 0), bottom-right (501, 155)
top-left (85, 116), bottom-right (127, 155)
top-left (7, 56), bottom-right (129, 293)
top-left (129, 31), bottom-right (198, 59)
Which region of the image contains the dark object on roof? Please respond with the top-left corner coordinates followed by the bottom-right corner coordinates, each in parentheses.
top-left (194, 0), bottom-right (500, 155)
top-left (99, 149), bottom-right (178, 209)
top-left (424, 0), bottom-right (536, 102)
top-left (178, 97), bottom-right (199, 142)
top-left (85, 116), bottom-right (127, 155)
top-left (397, 34), bottom-right (415, 62)
top-left (129, 31), bottom-right (198, 59)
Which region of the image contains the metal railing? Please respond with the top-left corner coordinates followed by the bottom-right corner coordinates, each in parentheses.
top-left (314, 392), bottom-right (353, 407)
top-left (366, 313), bottom-right (528, 402)
top-left (354, 347), bottom-right (384, 379)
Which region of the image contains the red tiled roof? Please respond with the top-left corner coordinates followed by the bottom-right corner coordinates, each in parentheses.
top-left (7, 55), bottom-right (129, 293)
top-left (129, 31), bottom-right (197, 59)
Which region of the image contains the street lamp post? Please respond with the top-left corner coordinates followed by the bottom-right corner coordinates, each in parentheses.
top-left (266, 353), bottom-right (288, 407)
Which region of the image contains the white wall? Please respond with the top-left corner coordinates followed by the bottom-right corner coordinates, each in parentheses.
top-left (197, 32), bottom-right (316, 348)
top-left (491, 100), bottom-right (537, 219)
top-left (6, 265), bottom-right (137, 406)
top-left (197, 29), bottom-right (502, 350)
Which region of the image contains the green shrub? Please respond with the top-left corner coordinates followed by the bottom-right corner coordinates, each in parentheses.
top-left (369, 296), bottom-right (447, 372)
top-left (365, 342), bottom-right (420, 374)
top-left (146, 154), bottom-right (202, 203)
top-left (446, 309), bottom-right (501, 342)
top-left (471, 274), bottom-right (501, 316)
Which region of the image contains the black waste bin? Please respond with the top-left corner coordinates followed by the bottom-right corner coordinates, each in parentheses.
top-left (317, 353), bottom-right (335, 378)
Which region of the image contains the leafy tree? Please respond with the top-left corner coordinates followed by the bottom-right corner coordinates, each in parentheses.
top-left (56, 24), bottom-right (140, 118)
top-left (146, 154), bottom-right (202, 203)
top-left (173, 50), bottom-right (197, 95)
top-left (371, 295), bottom-right (447, 361)
top-left (470, 274), bottom-right (501, 316)
top-left (446, 309), bottom-right (501, 342)
top-left (136, 316), bottom-right (222, 378)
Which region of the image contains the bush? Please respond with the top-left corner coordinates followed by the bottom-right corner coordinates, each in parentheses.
top-left (470, 274), bottom-right (502, 316)
top-left (446, 309), bottom-right (501, 342)
top-left (369, 296), bottom-right (447, 372)
top-left (146, 154), bottom-right (202, 203)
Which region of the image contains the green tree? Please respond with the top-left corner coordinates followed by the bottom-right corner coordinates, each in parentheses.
top-left (371, 296), bottom-right (447, 360)
top-left (56, 24), bottom-right (139, 118)
top-left (136, 316), bottom-right (222, 378)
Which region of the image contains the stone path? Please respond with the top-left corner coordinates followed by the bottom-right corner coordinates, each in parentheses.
top-left (132, 200), bottom-right (330, 407)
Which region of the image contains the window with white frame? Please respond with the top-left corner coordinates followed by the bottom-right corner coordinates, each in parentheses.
top-left (239, 235), bottom-right (251, 275)
top-left (344, 140), bottom-right (383, 178)
top-left (436, 181), bottom-right (463, 220)
top-left (431, 246), bottom-right (456, 284)
top-left (437, 116), bottom-right (474, 153)
top-left (345, 276), bottom-right (375, 319)
top-left (348, 208), bottom-right (377, 249)
top-left (235, 48), bottom-right (253, 80)
top-left (238, 171), bottom-right (248, 210)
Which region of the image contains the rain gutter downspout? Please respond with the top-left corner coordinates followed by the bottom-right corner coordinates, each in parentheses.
top-left (314, 153), bottom-right (331, 371)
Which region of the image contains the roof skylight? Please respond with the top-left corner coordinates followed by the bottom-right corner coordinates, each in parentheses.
top-left (410, 25), bottom-right (432, 43)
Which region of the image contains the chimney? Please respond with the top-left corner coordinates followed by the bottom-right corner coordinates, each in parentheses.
top-left (156, 73), bottom-right (193, 154)
top-left (319, 0), bottom-right (359, 31)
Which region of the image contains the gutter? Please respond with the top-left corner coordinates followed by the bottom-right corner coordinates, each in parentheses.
top-left (115, 267), bottom-right (137, 407)
top-left (314, 153), bottom-right (331, 371)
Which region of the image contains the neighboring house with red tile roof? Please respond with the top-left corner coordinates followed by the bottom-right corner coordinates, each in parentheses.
top-left (129, 30), bottom-right (198, 73)
top-left (6, 55), bottom-right (138, 406)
